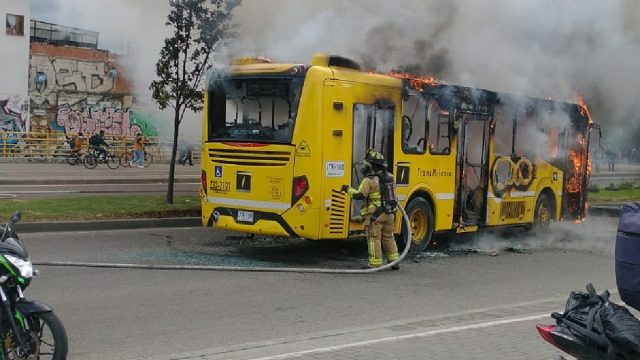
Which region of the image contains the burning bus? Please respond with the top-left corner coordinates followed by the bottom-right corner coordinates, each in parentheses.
top-left (200, 54), bottom-right (595, 250)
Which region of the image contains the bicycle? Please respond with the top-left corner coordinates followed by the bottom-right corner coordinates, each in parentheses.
top-left (121, 149), bottom-right (153, 168)
top-left (67, 151), bottom-right (85, 166)
top-left (83, 148), bottom-right (121, 169)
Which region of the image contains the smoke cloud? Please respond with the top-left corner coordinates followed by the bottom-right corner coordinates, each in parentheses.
top-left (230, 0), bottom-right (640, 142)
top-left (448, 216), bottom-right (619, 257)
top-left (32, 0), bottom-right (640, 142)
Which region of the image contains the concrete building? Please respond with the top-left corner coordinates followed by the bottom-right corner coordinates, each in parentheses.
top-left (0, 0), bottom-right (30, 133)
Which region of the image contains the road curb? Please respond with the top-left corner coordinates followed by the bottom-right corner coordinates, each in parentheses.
top-left (16, 217), bottom-right (202, 233)
top-left (9, 205), bottom-right (622, 234)
top-left (588, 205), bottom-right (621, 217)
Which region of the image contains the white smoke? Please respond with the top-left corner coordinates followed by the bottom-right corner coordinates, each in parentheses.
top-left (231, 0), bottom-right (640, 133)
top-left (449, 216), bottom-right (620, 256)
top-left (32, 0), bottom-right (640, 141)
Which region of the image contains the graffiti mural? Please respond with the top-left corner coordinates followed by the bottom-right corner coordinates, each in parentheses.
top-left (56, 106), bottom-right (143, 136)
top-left (0, 95), bottom-right (27, 148)
top-left (0, 96), bottom-right (27, 132)
top-left (29, 54), bottom-right (117, 98)
top-left (28, 44), bottom-right (162, 138)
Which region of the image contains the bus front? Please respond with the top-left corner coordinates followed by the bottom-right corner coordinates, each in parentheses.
top-left (201, 59), bottom-right (308, 237)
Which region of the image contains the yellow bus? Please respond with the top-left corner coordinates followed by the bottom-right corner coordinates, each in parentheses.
top-left (200, 54), bottom-right (595, 251)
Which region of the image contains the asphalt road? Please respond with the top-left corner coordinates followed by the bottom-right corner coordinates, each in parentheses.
top-left (19, 215), bottom-right (634, 360)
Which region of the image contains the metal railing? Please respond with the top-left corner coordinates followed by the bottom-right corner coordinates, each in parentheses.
top-left (0, 132), bottom-right (200, 163)
top-left (30, 20), bottom-right (99, 49)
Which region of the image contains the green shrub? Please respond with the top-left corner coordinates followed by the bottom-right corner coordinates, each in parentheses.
top-left (605, 183), bottom-right (620, 191)
top-left (618, 181), bottom-right (636, 190)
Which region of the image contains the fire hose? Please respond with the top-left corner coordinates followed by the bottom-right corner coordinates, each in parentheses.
top-left (34, 205), bottom-right (412, 274)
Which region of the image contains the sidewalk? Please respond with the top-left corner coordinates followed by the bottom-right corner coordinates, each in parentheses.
top-left (0, 162), bottom-right (200, 185)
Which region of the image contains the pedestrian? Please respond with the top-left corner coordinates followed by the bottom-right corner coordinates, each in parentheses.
top-left (178, 140), bottom-right (194, 166)
top-left (130, 134), bottom-right (145, 168)
top-left (341, 149), bottom-right (400, 270)
top-left (606, 146), bottom-right (616, 171)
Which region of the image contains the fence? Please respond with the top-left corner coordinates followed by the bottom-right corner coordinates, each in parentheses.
top-left (30, 20), bottom-right (99, 49)
top-left (0, 132), bottom-right (200, 163)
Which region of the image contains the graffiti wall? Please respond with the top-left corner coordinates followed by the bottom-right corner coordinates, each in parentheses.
top-left (56, 103), bottom-right (143, 137)
top-left (28, 43), bottom-right (160, 138)
top-left (0, 95), bottom-right (26, 133)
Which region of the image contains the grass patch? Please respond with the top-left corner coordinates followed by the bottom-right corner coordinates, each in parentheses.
top-left (0, 195), bottom-right (200, 222)
top-left (589, 189), bottom-right (640, 203)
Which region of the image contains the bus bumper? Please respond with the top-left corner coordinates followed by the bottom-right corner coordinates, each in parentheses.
top-left (205, 207), bottom-right (297, 238)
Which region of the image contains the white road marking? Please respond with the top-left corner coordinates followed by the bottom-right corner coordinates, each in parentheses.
top-left (248, 313), bottom-right (549, 360)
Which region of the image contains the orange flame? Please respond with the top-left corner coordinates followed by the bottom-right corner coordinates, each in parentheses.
top-left (576, 96), bottom-right (594, 125)
top-left (386, 71), bottom-right (440, 90)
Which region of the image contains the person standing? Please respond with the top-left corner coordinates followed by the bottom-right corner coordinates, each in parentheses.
top-left (342, 149), bottom-right (400, 270)
top-left (178, 140), bottom-right (194, 166)
top-left (130, 134), bottom-right (145, 168)
top-left (606, 146), bottom-right (616, 172)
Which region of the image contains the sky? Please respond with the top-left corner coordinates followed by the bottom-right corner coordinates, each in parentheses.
top-left (30, 0), bottom-right (640, 145)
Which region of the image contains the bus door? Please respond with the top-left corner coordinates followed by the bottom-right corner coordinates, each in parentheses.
top-left (455, 111), bottom-right (491, 227)
top-left (351, 102), bottom-right (395, 220)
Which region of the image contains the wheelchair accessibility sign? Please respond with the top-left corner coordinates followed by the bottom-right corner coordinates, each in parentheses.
top-left (214, 166), bottom-right (223, 178)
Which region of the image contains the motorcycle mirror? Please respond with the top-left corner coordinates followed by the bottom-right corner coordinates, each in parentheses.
top-left (11, 211), bottom-right (21, 224)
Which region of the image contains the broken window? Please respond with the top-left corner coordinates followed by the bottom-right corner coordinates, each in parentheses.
top-left (401, 93), bottom-right (428, 154)
top-left (514, 112), bottom-right (541, 158)
top-left (493, 105), bottom-right (515, 157)
top-left (427, 99), bottom-right (451, 154)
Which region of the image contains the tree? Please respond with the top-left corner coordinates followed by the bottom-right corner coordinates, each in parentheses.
top-left (150, 0), bottom-right (237, 204)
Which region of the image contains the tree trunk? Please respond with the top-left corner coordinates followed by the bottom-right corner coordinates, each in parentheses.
top-left (166, 109), bottom-right (181, 205)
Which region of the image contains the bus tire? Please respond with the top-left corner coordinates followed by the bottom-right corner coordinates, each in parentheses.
top-left (533, 194), bottom-right (553, 232)
top-left (398, 197), bottom-right (434, 253)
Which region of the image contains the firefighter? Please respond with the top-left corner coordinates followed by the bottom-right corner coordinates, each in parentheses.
top-left (341, 149), bottom-right (400, 270)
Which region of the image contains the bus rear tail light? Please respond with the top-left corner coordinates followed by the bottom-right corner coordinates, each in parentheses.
top-left (292, 176), bottom-right (309, 205)
top-left (201, 170), bottom-right (207, 195)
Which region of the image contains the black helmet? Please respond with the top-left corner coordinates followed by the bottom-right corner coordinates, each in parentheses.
top-left (365, 148), bottom-right (386, 167)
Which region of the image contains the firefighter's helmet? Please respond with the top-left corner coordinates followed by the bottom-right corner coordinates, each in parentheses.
top-left (365, 149), bottom-right (386, 167)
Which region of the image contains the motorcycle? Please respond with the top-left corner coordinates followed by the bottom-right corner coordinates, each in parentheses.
top-left (0, 211), bottom-right (68, 359)
top-left (536, 284), bottom-right (640, 360)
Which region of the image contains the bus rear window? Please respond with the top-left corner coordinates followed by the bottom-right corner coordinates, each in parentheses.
top-left (208, 77), bottom-right (304, 144)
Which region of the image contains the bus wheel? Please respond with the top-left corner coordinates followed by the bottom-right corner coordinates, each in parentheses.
top-left (398, 197), bottom-right (434, 252)
top-left (533, 195), bottom-right (553, 231)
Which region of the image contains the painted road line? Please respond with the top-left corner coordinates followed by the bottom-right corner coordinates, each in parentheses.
top-left (246, 313), bottom-right (549, 360)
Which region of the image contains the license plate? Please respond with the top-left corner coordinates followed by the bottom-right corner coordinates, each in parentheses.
top-left (237, 211), bottom-right (254, 223)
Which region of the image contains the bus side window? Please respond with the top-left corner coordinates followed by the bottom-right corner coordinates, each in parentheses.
top-left (427, 100), bottom-right (451, 155)
top-left (514, 113), bottom-right (541, 158)
top-left (493, 106), bottom-right (514, 157)
top-left (402, 94), bottom-right (427, 154)
top-left (539, 111), bottom-right (566, 162)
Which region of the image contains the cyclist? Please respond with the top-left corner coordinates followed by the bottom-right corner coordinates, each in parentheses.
top-left (69, 132), bottom-right (84, 156)
top-left (89, 130), bottom-right (109, 159)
